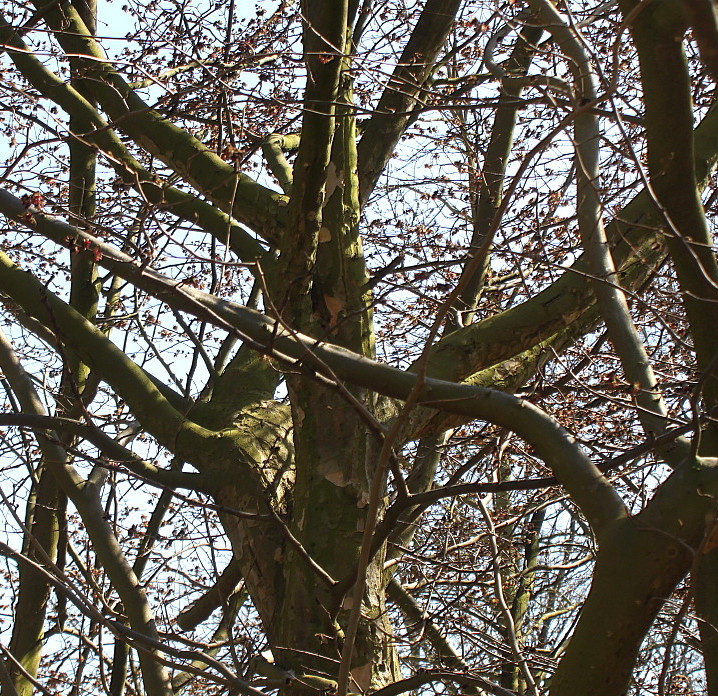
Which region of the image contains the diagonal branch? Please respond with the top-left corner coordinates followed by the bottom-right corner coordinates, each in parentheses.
top-left (357, 0), bottom-right (462, 203)
top-left (0, 329), bottom-right (174, 696)
top-left (20, 2), bottom-right (286, 240)
top-left (0, 414), bottom-right (208, 491)
top-left (0, 14), bottom-right (274, 266)
top-left (421, 96), bottom-right (718, 386)
top-left (0, 191), bottom-right (627, 534)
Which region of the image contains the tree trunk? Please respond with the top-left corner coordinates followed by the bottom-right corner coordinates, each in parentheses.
top-left (274, 383), bottom-right (400, 693)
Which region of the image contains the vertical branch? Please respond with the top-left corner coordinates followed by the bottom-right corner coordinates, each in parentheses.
top-left (452, 21), bottom-right (544, 327)
top-left (477, 496), bottom-right (539, 696)
top-left (58, 0), bottom-right (99, 651)
top-left (280, 0), bottom-right (348, 323)
top-left (529, 0), bottom-right (689, 466)
top-left (0, 333), bottom-right (63, 696)
top-left (494, 442), bottom-right (523, 692)
top-left (67, 0), bottom-right (99, 368)
top-left (313, 31), bottom-right (373, 355)
top-left (0, 327), bottom-right (174, 696)
top-left (509, 509), bottom-right (545, 692)
top-left (621, 0), bottom-right (718, 435)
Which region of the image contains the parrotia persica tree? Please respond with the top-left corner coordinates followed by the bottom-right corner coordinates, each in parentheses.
top-left (2, 0), bottom-right (718, 694)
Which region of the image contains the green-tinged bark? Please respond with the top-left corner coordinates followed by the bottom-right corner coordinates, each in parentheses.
top-left (312, 56), bottom-right (373, 356)
top-left (5, 465), bottom-right (62, 696)
top-left (2, 4), bottom-right (100, 683)
top-left (550, 461), bottom-right (718, 696)
top-left (0, 245), bottom-right (286, 516)
top-left (0, 326), bottom-right (172, 696)
top-left (109, 457), bottom-right (180, 696)
top-left (494, 465), bottom-right (545, 693)
top-left (3, 95), bottom-right (97, 696)
top-left (0, 189), bottom-right (628, 685)
top-left (0, 330), bottom-right (64, 696)
top-left (263, 133), bottom-right (301, 194)
top-left (271, 7), bottom-right (399, 689)
top-left (1, 182), bottom-right (636, 688)
top-left (280, 0), bottom-right (348, 322)
top-left (696, 544), bottom-right (718, 695)
top-left (6, 2), bottom-right (718, 692)
top-left (0, 414), bottom-right (207, 491)
top-left (0, 198), bottom-right (628, 533)
top-left (529, 0), bottom-right (685, 465)
top-left (52, 11), bottom-right (98, 680)
top-left (5, 32), bottom-right (718, 421)
top-left (0, 249), bottom-right (204, 451)
top-left (622, 0), bottom-right (718, 425)
top-left (68, 481), bottom-right (174, 696)
top-left (507, 509), bottom-right (544, 694)
top-left (0, 15), bottom-right (272, 268)
top-left (192, 346), bottom-right (284, 430)
top-left (271, 377), bottom-right (400, 694)
top-left (67, 0), bottom-right (99, 357)
top-left (25, 1), bottom-right (286, 240)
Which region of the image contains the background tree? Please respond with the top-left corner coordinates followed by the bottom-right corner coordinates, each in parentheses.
top-left (1, 0), bottom-right (718, 695)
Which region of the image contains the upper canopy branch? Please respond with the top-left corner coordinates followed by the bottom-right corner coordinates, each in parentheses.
top-left (21, 1), bottom-right (287, 242)
top-left (527, 0), bottom-right (689, 466)
top-left (424, 98), bottom-right (718, 387)
top-left (0, 13), bottom-right (275, 268)
top-left (357, 0), bottom-right (463, 203)
top-left (620, 0), bottom-right (718, 426)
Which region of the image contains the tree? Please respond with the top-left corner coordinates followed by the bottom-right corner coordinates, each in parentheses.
top-left (1, 0), bottom-right (718, 694)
